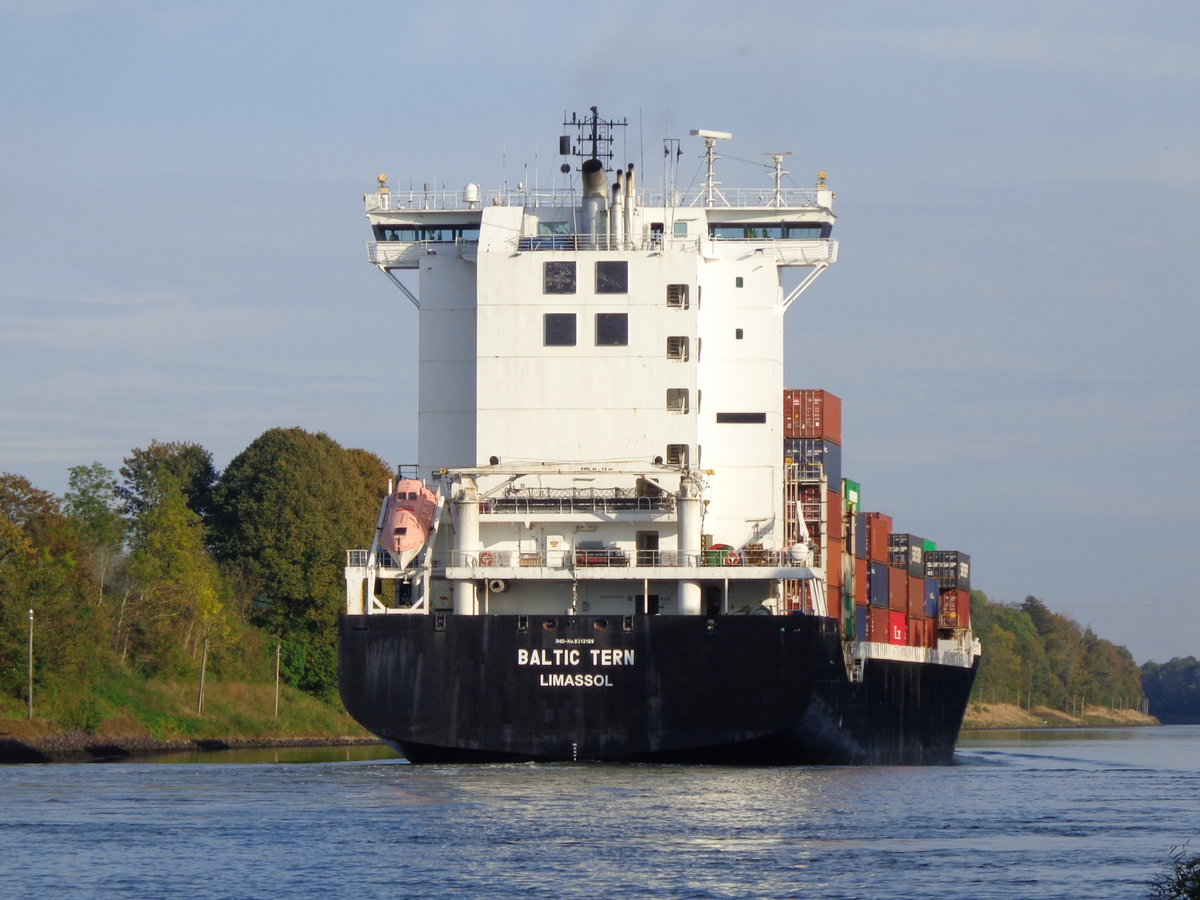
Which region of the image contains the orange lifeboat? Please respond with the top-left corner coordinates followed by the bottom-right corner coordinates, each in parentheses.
top-left (380, 479), bottom-right (438, 568)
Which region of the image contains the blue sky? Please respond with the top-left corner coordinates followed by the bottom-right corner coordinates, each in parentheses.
top-left (2, 1), bottom-right (1197, 664)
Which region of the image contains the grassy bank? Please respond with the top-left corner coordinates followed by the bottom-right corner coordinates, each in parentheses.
top-left (964, 701), bottom-right (1158, 730)
top-left (0, 675), bottom-right (372, 762)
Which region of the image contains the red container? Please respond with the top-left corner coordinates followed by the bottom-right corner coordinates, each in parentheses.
top-left (956, 588), bottom-right (971, 629)
top-left (784, 389), bottom-right (842, 442)
top-left (906, 574), bottom-right (925, 617)
top-left (863, 512), bottom-right (893, 562)
top-left (888, 610), bottom-right (908, 645)
top-left (825, 538), bottom-right (843, 591)
top-left (825, 491), bottom-right (843, 540)
top-left (868, 606), bottom-right (889, 641)
top-left (907, 616), bottom-right (924, 648)
top-left (854, 557), bottom-right (869, 606)
top-left (888, 566), bottom-right (907, 611)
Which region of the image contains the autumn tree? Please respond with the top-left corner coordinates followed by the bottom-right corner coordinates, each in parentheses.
top-left (209, 428), bottom-right (389, 696)
top-left (63, 462), bottom-right (127, 600)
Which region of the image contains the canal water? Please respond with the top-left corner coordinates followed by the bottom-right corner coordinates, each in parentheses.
top-left (1, 726), bottom-right (1196, 899)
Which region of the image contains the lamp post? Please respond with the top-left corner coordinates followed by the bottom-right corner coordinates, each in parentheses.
top-left (27, 609), bottom-right (33, 720)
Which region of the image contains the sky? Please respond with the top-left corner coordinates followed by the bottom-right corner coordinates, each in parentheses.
top-left (2, 1), bottom-right (1197, 664)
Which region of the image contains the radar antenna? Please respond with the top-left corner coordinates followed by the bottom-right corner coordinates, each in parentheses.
top-left (690, 129), bottom-right (733, 206)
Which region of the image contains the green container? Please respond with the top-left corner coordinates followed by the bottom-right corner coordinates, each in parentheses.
top-left (923, 539), bottom-right (937, 553)
top-left (842, 479), bottom-right (861, 511)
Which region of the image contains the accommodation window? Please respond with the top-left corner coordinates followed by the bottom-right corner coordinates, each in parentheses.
top-left (544, 313), bottom-right (576, 346)
top-left (595, 313), bottom-right (628, 346)
top-left (735, 328), bottom-right (744, 340)
top-left (596, 261), bottom-right (628, 293)
top-left (544, 261), bottom-right (576, 294)
top-left (673, 222), bottom-right (688, 237)
top-left (666, 389), bottom-right (689, 413)
top-left (665, 444), bottom-right (689, 467)
top-left (666, 284), bottom-right (689, 309)
top-left (666, 336), bottom-right (689, 360)
top-left (716, 412), bottom-right (767, 423)
top-left (735, 276), bottom-right (744, 288)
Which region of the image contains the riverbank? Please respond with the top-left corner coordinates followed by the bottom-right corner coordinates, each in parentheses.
top-left (963, 702), bottom-right (1158, 730)
top-left (0, 677), bottom-right (376, 763)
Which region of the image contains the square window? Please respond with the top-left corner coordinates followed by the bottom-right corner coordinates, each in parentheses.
top-left (673, 222), bottom-right (689, 237)
top-left (666, 389), bottom-right (689, 413)
top-left (596, 261), bottom-right (628, 293)
top-left (665, 444), bottom-right (689, 467)
top-left (544, 313), bottom-right (576, 346)
top-left (544, 261), bottom-right (576, 294)
top-left (666, 336), bottom-right (689, 360)
top-left (595, 313), bottom-right (628, 346)
top-left (666, 284), bottom-right (689, 308)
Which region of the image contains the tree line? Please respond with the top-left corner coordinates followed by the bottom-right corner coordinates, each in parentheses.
top-left (969, 592), bottom-right (1147, 712)
top-left (1, 428), bottom-right (388, 727)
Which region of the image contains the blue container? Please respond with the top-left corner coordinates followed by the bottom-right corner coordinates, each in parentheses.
top-left (854, 512), bottom-right (867, 559)
top-left (924, 577), bottom-right (940, 617)
top-left (888, 533), bottom-right (927, 578)
top-left (868, 561), bottom-right (890, 608)
top-left (783, 438), bottom-right (842, 491)
top-left (854, 605), bottom-right (867, 641)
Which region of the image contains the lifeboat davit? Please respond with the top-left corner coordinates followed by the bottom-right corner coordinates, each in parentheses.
top-left (380, 479), bottom-right (438, 568)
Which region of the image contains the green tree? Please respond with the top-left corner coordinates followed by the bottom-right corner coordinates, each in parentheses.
top-left (116, 441), bottom-right (217, 525)
top-left (210, 428), bottom-right (389, 696)
top-left (123, 472), bottom-right (227, 676)
top-left (1142, 657), bottom-right (1200, 723)
top-left (63, 462), bottom-right (127, 600)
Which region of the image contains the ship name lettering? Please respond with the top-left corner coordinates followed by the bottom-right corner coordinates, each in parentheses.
top-left (590, 649), bottom-right (635, 666)
top-left (539, 673), bottom-right (613, 687)
top-left (516, 648), bottom-right (582, 666)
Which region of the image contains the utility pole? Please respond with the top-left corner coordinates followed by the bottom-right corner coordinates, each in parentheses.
top-left (27, 609), bottom-right (33, 720)
top-left (197, 636), bottom-right (209, 714)
top-left (274, 641), bottom-right (281, 719)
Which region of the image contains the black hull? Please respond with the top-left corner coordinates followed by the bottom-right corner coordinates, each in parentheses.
top-left (338, 613), bottom-right (977, 765)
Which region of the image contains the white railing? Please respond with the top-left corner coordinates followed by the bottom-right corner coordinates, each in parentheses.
top-left (365, 185), bottom-right (823, 213)
top-left (443, 548), bottom-right (809, 569)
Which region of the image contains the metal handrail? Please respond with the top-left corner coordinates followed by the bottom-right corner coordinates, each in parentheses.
top-left (365, 185), bottom-right (824, 213)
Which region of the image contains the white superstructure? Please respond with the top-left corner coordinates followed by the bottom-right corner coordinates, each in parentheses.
top-left (347, 110), bottom-right (839, 621)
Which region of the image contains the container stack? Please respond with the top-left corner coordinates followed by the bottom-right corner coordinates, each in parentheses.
top-left (782, 388), bottom-right (973, 645)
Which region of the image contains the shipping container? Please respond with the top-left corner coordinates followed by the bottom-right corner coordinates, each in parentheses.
top-left (907, 616), bottom-right (925, 648)
top-left (784, 438), bottom-right (842, 491)
top-left (861, 511), bottom-right (893, 562)
top-left (825, 537), bottom-right (844, 591)
top-left (868, 561), bottom-right (889, 608)
top-left (923, 577), bottom-right (940, 617)
top-left (868, 606), bottom-right (889, 642)
top-left (783, 389), bottom-right (842, 442)
top-left (826, 492), bottom-right (844, 540)
top-left (888, 565), bottom-right (907, 612)
top-left (926, 550), bottom-right (971, 591)
top-left (842, 478), bottom-right (860, 512)
top-left (888, 610), bottom-right (908, 645)
top-left (855, 604), bottom-right (867, 642)
top-left (955, 588), bottom-right (971, 629)
top-left (854, 557), bottom-right (868, 606)
top-left (906, 574), bottom-right (926, 617)
top-left (888, 533), bottom-right (926, 577)
top-left (938, 588), bottom-right (962, 628)
top-left (923, 539), bottom-right (937, 553)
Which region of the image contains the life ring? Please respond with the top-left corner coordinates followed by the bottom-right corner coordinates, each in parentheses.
top-left (724, 551), bottom-right (741, 566)
top-left (479, 551), bottom-right (495, 566)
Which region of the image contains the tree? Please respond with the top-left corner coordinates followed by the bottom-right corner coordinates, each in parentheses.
top-left (63, 462), bottom-right (127, 599)
top-left (1142, 657), bottom-right (1200, 723)
top-left (209, 428), bottom-right (389, 696)
top-left (116, 441), bottom-right (217, 526)
top-left (123, 472), bottom-right (226, 676)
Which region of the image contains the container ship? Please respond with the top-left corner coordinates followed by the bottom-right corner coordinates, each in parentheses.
top-left (339, 108), bottom-right (981, 764)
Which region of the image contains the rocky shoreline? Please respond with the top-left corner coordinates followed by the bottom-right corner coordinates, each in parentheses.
top-left (0, 732), bottom-right (383, 765)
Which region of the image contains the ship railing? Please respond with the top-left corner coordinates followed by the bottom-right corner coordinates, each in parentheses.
top-left (365, 185), bottom-right (823, 213)
top-left (347, 549), bottom-right (402, 569)
top-left (446, 548), bottom-right (804, 569)
top-left (367, 239), bottom-right (478, 265)
top-left (484, 495), bottom-right (675, 515)
top-left (513, 234), bottom-right (701, 253)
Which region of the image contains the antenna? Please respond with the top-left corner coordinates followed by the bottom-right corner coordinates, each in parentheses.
top-left (690, 128), bottom-right (733, 206)
top-left (763, 152), bottom-right (793, 207)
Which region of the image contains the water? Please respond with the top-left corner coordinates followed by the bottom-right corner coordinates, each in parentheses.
top-left (1, 727), bottom-right (1196, 899)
